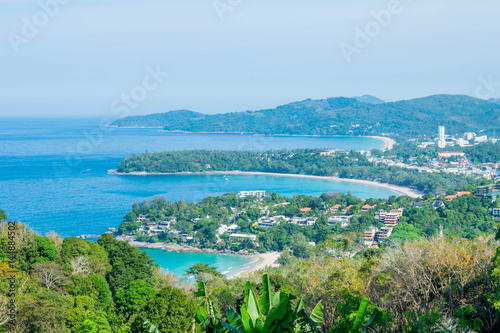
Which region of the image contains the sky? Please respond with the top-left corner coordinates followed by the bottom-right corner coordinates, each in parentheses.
top-left (0, 0), bottom-right (499, 117)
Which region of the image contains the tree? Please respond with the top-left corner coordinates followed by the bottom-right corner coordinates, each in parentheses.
top-left (290, 233), bottom-right (310, 259)
top-left (185, 262), bottom-right (224, 282)
top-left (115, 280), bottom-right (155, 320)
top-left (61, 236), bottom-right (111, 276)
top-left (97, 234), bottom-right (155, 293)
top-left (32, 263), bottom-right (71, 291)
top-left (130, 286), bottom-right (196, 333)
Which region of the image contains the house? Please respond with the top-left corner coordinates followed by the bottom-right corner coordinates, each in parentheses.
top-left (258, 216), bottom-right (288, 228)
top-left (447, 191), bottom-right (472, 201)
top-left (227, 225), bottom-right (241, 234)
top-left (433, 200), bottom-right (446, 209)
top-left (300, 207), bottom-right (312, 213)
top-left (329, 204), bottom-right (341, 214)
top-left (411, 201), bottom-right (425, 208)
top-left (136, 214), bottom-right (149, 221)
top-left (361, 204), bottom-right (376, 213)
top-left (328, 216), bottom-right (351, 227)
top-left (493, 208), bottom-right (500, 218)
top-left (343, 205), bottom-right (354, 214)
top-left (217, 224), bottom-right (228, 235)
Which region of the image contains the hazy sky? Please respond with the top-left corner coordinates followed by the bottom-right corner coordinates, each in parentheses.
top-left (0, 0), bottom-right (499, 117)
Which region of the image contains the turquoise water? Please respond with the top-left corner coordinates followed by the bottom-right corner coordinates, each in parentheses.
top-left (0, 117), bottom-right (397, 274)
top-left (140, 248), bottom-right (259, 278)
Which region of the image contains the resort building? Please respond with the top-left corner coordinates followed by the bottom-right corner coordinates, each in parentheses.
top-left (364, 227), bottom-right (378, 246)
top-left (229, 234), bottom-right (257, 241)
top-left (238, 190), bottom-right (266, 199)
top-left (476, 184), bottom-right (500, 200)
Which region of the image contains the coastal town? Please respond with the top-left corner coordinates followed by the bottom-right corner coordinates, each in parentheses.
top-left (111, 180), bottom-right (498, 254)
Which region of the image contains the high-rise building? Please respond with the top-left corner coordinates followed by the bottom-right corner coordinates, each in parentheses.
top-left (438, 126), bottom-right (446, 148)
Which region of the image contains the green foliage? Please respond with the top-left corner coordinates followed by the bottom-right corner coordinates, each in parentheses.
top-left (195, 273), bottom-right (324, 332)
top-left (130, 286), bottom-right (196, 333)
top-left (61, 236), bottom-right (112, 275)
top-left (115, 280), bottom-right (156, 320)
top-left (97, 234), bottom-right (156, 293)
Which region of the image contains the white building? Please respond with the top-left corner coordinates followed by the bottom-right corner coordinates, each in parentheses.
top-left (438, 126), bottom-right (446, 148)
top-left (258, 215), bottom-right (289, 228)
top-left (238, 190), bottom-right (266, 199)
top-left (289, 217), bottom-right (317, 226)
top-left (227, 225), bottom-right (241, 234)
top-left (328, 216), bottom-right (351, 227)
top-left (475, 135), bottom-right (488, 143)
top-left (465, 132), bottom-right (475, 140)
top-left (455, 138), bottom-right (468, 147)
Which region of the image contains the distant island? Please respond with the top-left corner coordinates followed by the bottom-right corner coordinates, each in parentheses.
top-left (110, 94), bottom-right (500, 139)
top-left (111, 149), bottom-right (481, 194)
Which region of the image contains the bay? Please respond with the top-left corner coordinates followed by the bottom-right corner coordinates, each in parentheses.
top-left (0, 117), bottom-right (397, 275)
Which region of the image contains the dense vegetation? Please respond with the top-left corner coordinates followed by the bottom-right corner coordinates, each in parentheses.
top-left (3, 214), bottom-right (500, 332)
top-left (464, 142), bottom-right (500, 164)
top-left (118, 191), bottom-right (498, 252)
top-left (116, 149), bottom-right (481, 193)
top-left (111, 94), bottom-right (500, 139)
top-left (110, 110), bottom-right (204, 128)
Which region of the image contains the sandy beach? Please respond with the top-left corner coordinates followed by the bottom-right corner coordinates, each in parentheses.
top-left (234, 252), bottom-right (281, 277)
top-left (366, 136), bottom-right (396, 151)
top-left (109, 170), bottom-right (421, 198)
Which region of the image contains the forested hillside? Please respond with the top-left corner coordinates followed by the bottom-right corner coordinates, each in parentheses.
top-left (3, 208), bottom-right (500, 332)
top-left (110, 95), bottom-right (500, 138)
top-left (115, 149), bottom-right (481, 193)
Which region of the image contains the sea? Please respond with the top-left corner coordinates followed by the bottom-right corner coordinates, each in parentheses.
top-left (0, 117), bottom-right (398, 277)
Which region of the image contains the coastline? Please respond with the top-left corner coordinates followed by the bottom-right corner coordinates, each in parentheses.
top-left (109, 170), bottom-right (421, 198)
top-left (366, 136), bottom-right (395, 151)
top-left (108, 126), bottom-right (395, 151)
top-left (116, 236), bottom-right (280, 277)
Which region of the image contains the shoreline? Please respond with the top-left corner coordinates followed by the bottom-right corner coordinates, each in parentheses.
top-left (107, 126), bottom-right (395, 151)
top-left (116, 236), bottom-right (280, 277)
top-left (366, 136), bottom-right (395, 151)
top-left (109, 170), bottom-right (421, 198)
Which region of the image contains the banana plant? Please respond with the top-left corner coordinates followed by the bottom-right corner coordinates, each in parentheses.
top-left (329, 297), bottom-right (385, 333)
top-left (194, 273), bottom-right (323, 333)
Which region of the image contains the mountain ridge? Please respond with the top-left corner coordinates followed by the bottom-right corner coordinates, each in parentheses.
top-left (111, 94), bottom-right (500, 138)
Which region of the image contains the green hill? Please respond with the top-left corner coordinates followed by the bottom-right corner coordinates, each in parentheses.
top-left (110, 94), bottom-right (500, 138)
top-left (110, 109), bottom-right (205, 128)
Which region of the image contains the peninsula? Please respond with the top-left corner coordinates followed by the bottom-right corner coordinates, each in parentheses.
top-left (112, 149), bottom-right (480, 194)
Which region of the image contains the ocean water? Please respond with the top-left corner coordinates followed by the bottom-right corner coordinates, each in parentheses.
top-left (0, 117), bottom-right (396, 275)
